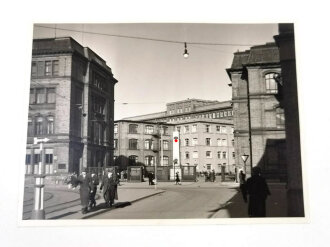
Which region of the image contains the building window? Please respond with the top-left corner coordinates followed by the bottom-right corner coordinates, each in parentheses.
top-left (192, 124), bottom-right (197, 133)
top-left (206, 138), bottom-right (211, 146)
top-left (46, 88), bottom-right (56, 103)
top-left (276, 108), bottom-right (285, 127)
top-left (145, 156), bottom-right (154, 166)
top-left (161, 126), bottom-right (168, 135)
top-left (52, 60), bottom-right (59, 76)
top-left (231, 127), bottom-right (234, 134)
top-left (185, 138), bottom-right (189, 146)
top-left (265, 73), bottom-right (278, 94)
top-left (231, 139), bottom-right (235, 146)
top-left (34, 154), bottom-right (40, 164)
top-left (224, 111), bottom-right (228, 117)
top-left (222, 139), bottom-right (227, 146)
top-left (217, 139), bottom-right (221, 146)
top-left (27, 118), bottom-right (33, 136)
top-left (176, 126), bottom-right (181, 132)
top-left (220, 112), bottom-right (224, 117)
top-left (129, 124), bottom-right (138, 134)
top-left (162, 156), bottom-right (169, 166)
top-left (114, 139), bottom-right (118, 149)
top-left (45, 154), bottom-right (53, 164)
top-left (163, 140), bottom-right (169, 150)
top-left (36, 89), bottom-right (45, 104)
top-left (205, 125), bottom-right (210, 133)
top-left (129, 139), bottom-right (138, 150)
top-left (31, 62), bottom-right (37, 77)
top-left (145, 125), bottom-right (154, 134)
top-left (45, 61), bottom-right (52, 76)
top-left (217, 151), bottom-right (221, 159)
top-left (184, 125), bottom-right (189, 133)
top-left (129, 155), bottom-right (138, 166)
top-left (192, 138), bottom-right (198, 146)
top-left (185, 152), bottom-right (190, 159)
top-left (221, 126), bottom-right (227, 133)
top-left (193, 151), bottom-right (198, 159)
top-left (232, 152), bottom-right (236, 158)
top-left (228, 111), bottom-right (232, 116)
top-left (35, 117), bottom-right (43, 135)
top-left (206, 151), bottom-right (212, 158)
top-left (222, 151), bottom-right (227, 159)
top-left (144, 139), bottom-right (153, 150)
top-left (206, 164), bottom-right (211, 170)
top-left (25, 154), bottom-right (31, 165)
top-left (46, 116), bottom-right (54, 134)
top-left (114, 124), bottom-right (118, 134)
top-left (216, 125), bottom-right (220, 132)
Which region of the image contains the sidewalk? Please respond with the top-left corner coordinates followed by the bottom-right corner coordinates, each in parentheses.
top-left (212, 183), bottom-right (288, 218)
top-left (45, 186), bottom-right (165, 220)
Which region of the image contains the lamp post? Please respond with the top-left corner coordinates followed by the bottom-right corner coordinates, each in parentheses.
top-left (31, 137), bottom-right (49, 220)
top-left (241, 153), bottom-right (249, 175)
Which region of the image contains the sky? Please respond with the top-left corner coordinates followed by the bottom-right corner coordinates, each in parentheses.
top-left (33, 23), bottom-right (278, 120)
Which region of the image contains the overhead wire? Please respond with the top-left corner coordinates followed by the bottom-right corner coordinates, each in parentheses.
top-left (34, 24), bottom-right (255, 47)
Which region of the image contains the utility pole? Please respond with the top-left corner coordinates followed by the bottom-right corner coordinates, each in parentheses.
top-left (31, 137), bottom-right (49, 220)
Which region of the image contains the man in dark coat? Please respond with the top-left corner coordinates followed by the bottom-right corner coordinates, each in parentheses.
top-left (175, 172), bottom-right (181, 185)
top-left (148, 172), bottom-right (154, 185)
top-left (100, 172), bottom-right (116, 207)
top-left (72, 169), bottom-right (91, 214)
top-left (243, 166), bottom-right (271, 217)
top-left (239, 170), bottom-right (247, 202)
top-left (89, 172), bottom-right (99, 209)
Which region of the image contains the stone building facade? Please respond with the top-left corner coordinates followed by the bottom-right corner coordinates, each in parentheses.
top-left (227, 42), bottom-right (286, 180)
top-left (115, 99), bottom-right (235, 175)
top-left (25, 37), bottom-right (117, 175)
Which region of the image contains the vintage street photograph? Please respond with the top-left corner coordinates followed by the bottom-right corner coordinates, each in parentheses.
top-left (22, 23), bottom-right (305, 221)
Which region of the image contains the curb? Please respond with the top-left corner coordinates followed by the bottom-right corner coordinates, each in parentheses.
top-left (82, 190), bottom-right (165, 219)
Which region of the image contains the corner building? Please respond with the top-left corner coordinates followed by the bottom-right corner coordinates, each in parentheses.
top-left (226, 42), bottom-right (286, 180)
top-left (25, 37), bottom-right (117, 175)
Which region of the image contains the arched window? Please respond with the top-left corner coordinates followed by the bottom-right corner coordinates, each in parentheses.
top-left (265, 73), bottom-right (279, 94)
top-left (35, 116), bottom-right (44, 135)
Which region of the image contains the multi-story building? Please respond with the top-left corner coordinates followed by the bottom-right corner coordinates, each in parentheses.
top-left (226, 42), bottom-right (286, 180)
top-left (25, 37), bottom-right (117, 175)
top-left (114, 99), bottom-right (235, 175)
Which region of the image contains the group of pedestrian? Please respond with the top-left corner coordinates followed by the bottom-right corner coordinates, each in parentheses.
top-left (70, 169), bottom-right (120, 214)
top-left (204, 170), bottom-right (216, 182)
top-left (239, 167), bottom-right (271, 217)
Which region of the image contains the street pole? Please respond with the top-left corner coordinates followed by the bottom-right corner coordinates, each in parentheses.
top-left (246, 78), bottom-right (253, 176)
top-left (31, 137), bottom-right (49, 220)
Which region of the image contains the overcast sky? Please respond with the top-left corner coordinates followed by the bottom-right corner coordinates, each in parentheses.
top-left (33, 23), bottom-right (278, 120)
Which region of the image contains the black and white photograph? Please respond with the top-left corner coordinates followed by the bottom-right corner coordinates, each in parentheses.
top-left (21, 23), bottom-right (304, 220)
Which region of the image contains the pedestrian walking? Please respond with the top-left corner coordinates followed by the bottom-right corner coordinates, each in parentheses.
top-left (71, 169), bottom-right (91, 214)
top-left (239, 170), bottom-right (247, 201)
top-left (100, 171), bottom-right (116, 207)
top-left (243, 166), bottom-right (271, 217)
top-left (114, 172), bottom-right (120, 201)
top-left (148, 172), bottom-right (154, 185)
top-left (211, 170), bottom-right (216, 182)
top-left (89, 172), bottom-right (99, 209)
top-left (175, 172), bottom-right (181, 185)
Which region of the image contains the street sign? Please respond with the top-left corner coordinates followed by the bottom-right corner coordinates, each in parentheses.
top-left (34, 137), bottom-right (50, 144)
top-left (173, 131), bottom-right (180, 166)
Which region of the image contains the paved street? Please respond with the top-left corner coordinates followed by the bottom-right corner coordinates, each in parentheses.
top-left (22, 176), bottom-right (287, 220)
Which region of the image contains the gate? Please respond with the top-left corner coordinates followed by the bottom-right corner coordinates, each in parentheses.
top-left (181, 166), bottom-right (197, 181)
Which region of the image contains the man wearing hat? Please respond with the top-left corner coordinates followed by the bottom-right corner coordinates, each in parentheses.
top-left (72, 169), bottom-right (91, 214)
top-left (100, 171), bottom-right (116, 207)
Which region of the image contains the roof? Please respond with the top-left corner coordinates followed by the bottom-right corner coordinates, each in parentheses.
top-left (228, 42), bottom-right (280, 71)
